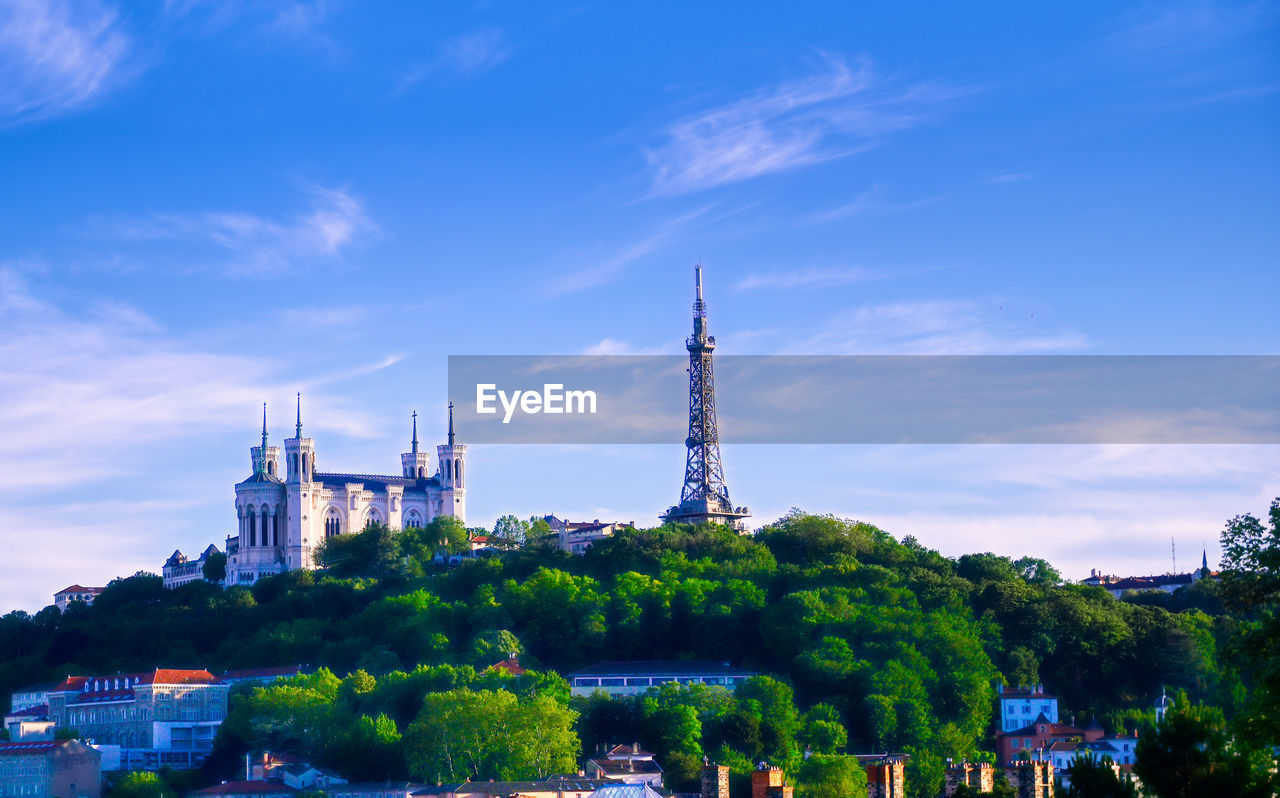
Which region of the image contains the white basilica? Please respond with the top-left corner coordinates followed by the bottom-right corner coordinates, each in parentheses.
top-left (227, 397), bottom-right (466, 585)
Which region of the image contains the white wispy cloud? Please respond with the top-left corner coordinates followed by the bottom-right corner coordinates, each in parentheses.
top-left (644, 53), bottom-right (957, 196)
top-left (802, 299), bottom-right (1089, 354)
top-left (98, 185), bottom-right (376, 276)
top-left (977, 172), bottom-right (1035, 186)
top-left (541, 205), bottom-right (719, 296)
top-left (0, 0), bottom-right (131, 126)
top-left (398, 28), bottom-right (512, 90)
top-left (0, 265), bottom-right (407, 609)
top-left (162, 0), bottom-right (334, 41)
top-left (804, 185), bottom-right (944, 224)
top-left (733, 266), bottom-right (874, 292)
top-left (1101, 1), bottom-right (1278, 104)
top-left (580, 338), bottom-right (670, 356)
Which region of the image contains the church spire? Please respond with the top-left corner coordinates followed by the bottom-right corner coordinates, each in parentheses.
top-left (448, 402), bottom-right (455, 446)
top-left (411, 410), bottom-right (419, 455)
top-left (295, 393), bottom-right (303, 438)
top-left (257, 403), bottom-right (269, 474)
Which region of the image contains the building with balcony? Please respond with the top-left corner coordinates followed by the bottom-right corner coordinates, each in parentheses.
top-left (568, 661), bottom-right (756, 698)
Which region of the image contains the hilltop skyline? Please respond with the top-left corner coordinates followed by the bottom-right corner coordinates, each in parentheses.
top-left (1, 0), bottom-right (1278, 610)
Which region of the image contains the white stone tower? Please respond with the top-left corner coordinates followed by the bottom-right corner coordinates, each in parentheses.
top-left (437, 402), bottom-right (467, 521)
top-left (284, 393), bottom-right (319, 569)
top-left (401, 411), bottom-right (432, 479)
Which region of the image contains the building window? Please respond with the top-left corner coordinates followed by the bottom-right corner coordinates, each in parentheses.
top-left (325, 509), bottom-right (341, 538)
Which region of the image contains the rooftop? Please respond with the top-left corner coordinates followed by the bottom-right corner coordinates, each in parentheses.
top-left (571, 660), bottom-right (755, 677)
top-left (192, 782), bottom-right (299, 796)
top-left (0, 741), bottom-right (79, 756)
top-left (55, 585), bottom-right (104, 596)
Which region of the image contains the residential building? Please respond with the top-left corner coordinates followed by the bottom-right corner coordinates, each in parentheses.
top-left (944, 762), bottom-right (993, 796)
top-left (1004, 760), bottom-right (1053, 798)
top-left (46, 669), bottom-right (229, 771)
top-left (163, 546), bottom-right (221, 589)
top-left (3, 705), bottom-right (54, 742)
top-left (855, 754), bottom-right (907, 798)
top-left (248, 751), bottom-right (345, 790)
top-left (584, 744), bottom-right (663, 787)
top-left (1081, 551), bottom-right (1216, 598)
top-left (701, 762), bottom-right (729, 798)
top-left (0, 740), bottom-right (101, 798)
top-left (53, 587), bottom-right (104, 613)
top-left (541, 516), bottom-right (636, 554)
top-left (226, 399), bottom-right (465, 586)
top-left (8, 684), bottom-right (57, 714)
top-left (415, 777), bottom-right (610, 798)
top-left (569, 661), bottom-right (756, 698)
top-left (749, 764), bottom-right (792, 798)
top-left (485, 655), bottom-right (526, 677)
top-left (1039, 719), bottom-right (1137, 788)
top-left (996, 684), bottom-right (1059, 732)
top-left (191, 782), bottom-right (298, 798)
top-left (995, 714), bottom-right (1085, 766)
top-left (590, 786), bottom-right (664, 798)
top-left (325, 783), bottom-right (423, 798)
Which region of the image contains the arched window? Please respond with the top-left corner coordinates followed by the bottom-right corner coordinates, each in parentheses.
top-left (455, 458), bottom-right (462, 487)
top-left (247, 507), bottom-right (256, 547)
top-left (418, 466), bottom-right (424, 478)
top-left (267, 459), bottom-right (275, 476)
top-left (445, 459), bottom-right (452, 481)
top-left (302, 452), bottom-right (309, 479)
top-left (324, 508), bottom-right (341, 538)
top-left (405, 510), bottom-right (422, 529)
top-left (365, 509), bottom-right (382, 529)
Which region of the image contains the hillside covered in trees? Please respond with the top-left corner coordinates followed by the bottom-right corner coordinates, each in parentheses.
top-left (2, 507), bottom-right (1276, 797)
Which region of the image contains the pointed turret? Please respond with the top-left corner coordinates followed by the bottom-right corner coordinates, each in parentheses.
top-left (448, 402), bottom-right (455, 446)
top-left (258, 403), bottom-right (269, 473)
top-left (402, 410), bottom-right (431, 479)
top-left (295, 393), bottom-right (303, 438)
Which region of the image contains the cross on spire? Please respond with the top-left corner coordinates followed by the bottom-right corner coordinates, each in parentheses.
top-left (447, 402), bottom-right (455, 446)
top-left (295, 393), bottom-right (303, 438)
top-left (411, 410), bottom-right (419, 455)
top-left (257, 403), bottom-right (269, 474)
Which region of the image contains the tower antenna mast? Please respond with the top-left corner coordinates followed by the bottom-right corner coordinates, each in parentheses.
top-left (662, 263), bottom-right (749, 531)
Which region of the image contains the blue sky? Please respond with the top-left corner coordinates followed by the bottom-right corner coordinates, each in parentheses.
top-left (1, 0), bottom-right (1277, 611)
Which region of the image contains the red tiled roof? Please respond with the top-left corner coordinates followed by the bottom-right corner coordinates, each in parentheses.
top-left (487, 656), bottom-right (526, 676)
top-left (4, 704), bottom-right (50, 718)
top-left (192, 782), bottom-right (299, 796)
top-left (145, 668), bottom-right (221, 685)
top-left (52, 669), bottom-right (221, 694)
top-left (55, 585), bottom-right (104, 596)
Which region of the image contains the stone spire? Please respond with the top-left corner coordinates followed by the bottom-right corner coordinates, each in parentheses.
top-left (448, 402), bottom-right (455, 446)
top-left (411, 410), bottom-right (419, 455)
top-left (257, 403), bottom-right (269, 474)
top-left (295, 393), bottom-right (303, 438)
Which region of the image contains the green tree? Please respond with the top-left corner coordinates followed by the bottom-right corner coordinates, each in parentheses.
top-left (1218, 498), bottom-right (1280, 744)
top-left (1063, 752), bottom-right (1138, 798)
top-left (1133, 690), bottom-right (1275, 797)
top-left (111, 772), bottom-right (164, 798)
top-left (794, 754), bottom-right (868, 798)
top-left (203, 550), bottom-right (228, 582)
top-left (492, 515), bottom-right (531, 548)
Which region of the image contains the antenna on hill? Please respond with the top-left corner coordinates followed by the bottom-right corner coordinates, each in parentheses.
top-left (1171, 537), bottom-right (1177, 575)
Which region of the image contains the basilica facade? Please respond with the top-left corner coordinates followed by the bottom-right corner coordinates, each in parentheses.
top-left (227, 399), bottom-right (466, 585)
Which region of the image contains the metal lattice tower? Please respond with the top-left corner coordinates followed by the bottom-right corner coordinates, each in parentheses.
top-left (663, 265), bottom-right (750, 530)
